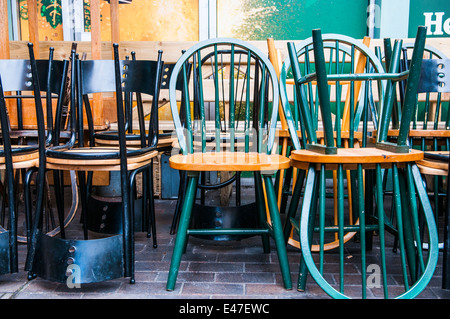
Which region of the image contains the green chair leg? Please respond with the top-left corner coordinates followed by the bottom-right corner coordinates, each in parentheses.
top-left (255, 172), bottom-right (271, 253)
top-left (263, 174), bottom-right (292, 290)
top-left (297, 167), bottom-right (319, 291)
top-left (283, 169), bottom-right (305, 243)
top-left (166, 173), bottom-right (199, 291)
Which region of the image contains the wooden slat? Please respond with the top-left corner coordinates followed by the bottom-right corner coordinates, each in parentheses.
top-left (8, 38), bottom-right (450, 63)
top-left (26, 0), bottom-right (39, 56)
top-left (0, 0), bottom-right (9, 59)
top-left (110, 0), bottom-right (120, 48)
top-left (90, 0), bottom-right (105, 128)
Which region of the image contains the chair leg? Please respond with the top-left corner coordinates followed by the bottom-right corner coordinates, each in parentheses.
top-left (283, 169), bottom-right (305, 243)
top-left (444, 168), bottom-right (450, 289)
top-left (280, 166), bottom-right (294, 215)
top-left (23, 168), bottom-right (36, 253)
top-left (77, 171), bottom-right (89, 240)
top-left (297, 167), bottom-right (319, 292)
top-left (166, 172), bottom-right (199, 291)
top-left (356, 164), bottom-right (367, 298)
top-left (52, 170), bottom-right (66, 239)
top-left (148, 163), bottom-right (157, 248)
top-left (170, 170), bottom-right (187, 235)
top-left (254, 172), bottom-right (270, 253)
top-left (263, 174), bottom-right (292, 290)
top-left (391, 164), bottom-right (411, 291)
top-left (142, 168), bottom-right (149, 235)
top-left (375, 164), bottom-right (389, 298)
top-left (405, 163), bottom-right (440, 298)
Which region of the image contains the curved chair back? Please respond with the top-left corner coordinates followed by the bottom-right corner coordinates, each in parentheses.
top-left (169, 38), bottom-right (280, 157)
top-left (279, 34), bottom-right (385, 152)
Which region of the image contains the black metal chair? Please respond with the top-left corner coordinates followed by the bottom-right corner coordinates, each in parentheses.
top-left (0, 46), bottom-right (73, 246)
top-left (92, 53), bottom-right (182, 246)
top-left (25, 43), bottom-right (164, 285)
top-left (0, 43), bottom-right (50, 275)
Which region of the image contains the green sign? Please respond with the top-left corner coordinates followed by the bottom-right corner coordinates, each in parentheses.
top-left (220, 0), bottom-right (368, 40)
top-left (409, 0), bottom-right (450, 37)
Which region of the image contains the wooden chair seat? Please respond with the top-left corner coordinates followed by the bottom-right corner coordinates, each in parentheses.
top-left (169, 152), bottom-right (290, 172)
top-left (46, 146), bottom-right (158, 167)
top-left (0, 158), bottom-right (38, 170)
top-left (95, 135), bottom-right (177, 149)
top-left (417, 150), bottom-right (449, 175)
top-left (290, 147), bottom-right (423, 170)
top-left (373, 129), bottom-right (450, 138)
top-left (0, 145), bottom-right (40, 164)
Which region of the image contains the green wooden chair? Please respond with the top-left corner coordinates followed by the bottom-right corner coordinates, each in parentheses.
top-left (281, 27), bottom-right (439, 298)
top-left (166, 38), bottom-right (292, 291)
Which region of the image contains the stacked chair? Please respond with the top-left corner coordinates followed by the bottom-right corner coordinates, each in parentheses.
top-left (280, 26), bottom-right (439, 298)
top-left (25, 43), bottom-right (163, 284)
top-left (277, 34), bottom-right (385, 252)
top-left (0, 43), bottom-right (49, 276)
top-left (0, 43), bottom-right (70, 275)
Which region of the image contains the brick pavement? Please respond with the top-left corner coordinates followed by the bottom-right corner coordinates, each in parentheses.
top-left (0, 195), bottom-right (449, 300)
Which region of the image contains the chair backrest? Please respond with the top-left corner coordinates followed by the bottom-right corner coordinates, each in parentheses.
top-left (169, 38), bottom-right (280, 156)
top-left (0, 48), bottom-right (68, 145)
top-left (67, 44), bottom-right (164, 150)
top-left (280, 34), bottom-right (385, 152)
top-left (404, 45), bottom-right (450, 136)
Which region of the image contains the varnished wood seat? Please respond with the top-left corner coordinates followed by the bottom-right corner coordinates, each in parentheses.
top-left (170, 152), bottom-right (290, 172)
top-left (46, 147), bottom-right (158, 169)
top-left (417, 150), bottom-right (449, 173)
top-left (290, 147), bottom-right (424, 170)
top-left (0, 145), bottom-right (40, 164)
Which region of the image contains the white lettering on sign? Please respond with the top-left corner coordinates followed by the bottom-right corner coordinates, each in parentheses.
top-left (423, 12), bottom-right (450, 35)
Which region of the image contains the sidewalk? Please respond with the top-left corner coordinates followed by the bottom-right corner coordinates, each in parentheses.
top-left (1, 195), bottom-right (449, 299)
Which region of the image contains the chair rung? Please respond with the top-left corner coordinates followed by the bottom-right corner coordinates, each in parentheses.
top-left (313, 224), bottom-right (379, 233)
top-left (187, 228), bottom-right (270, 236)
